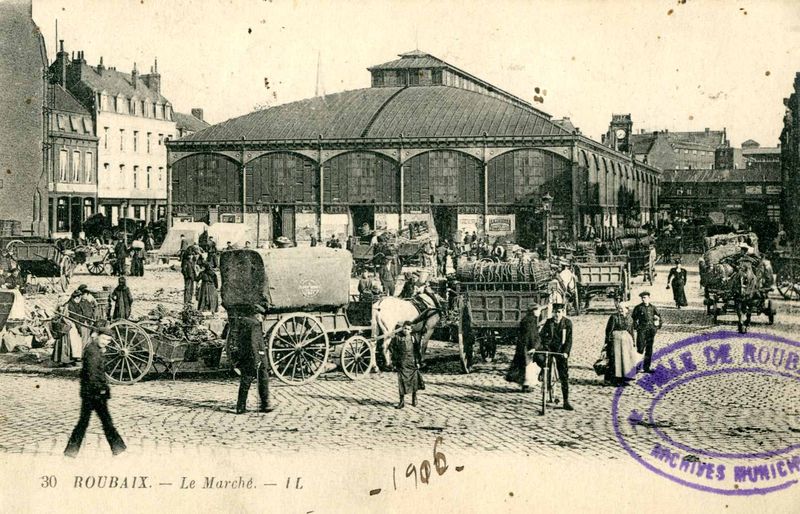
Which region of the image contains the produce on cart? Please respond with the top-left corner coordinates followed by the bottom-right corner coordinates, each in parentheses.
top-left (700, 233), bottom-right (776, 326)
top-left (448, 255), bottom-right (559, 372)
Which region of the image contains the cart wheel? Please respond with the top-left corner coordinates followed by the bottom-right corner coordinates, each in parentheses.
top-left (4, 239), bottom-right (23, 256)
top-left (340, 335), bottom-right (375, 380)
top-left (105, 320), bottom-right (154, 384)
top-left (87, 261), bottom-right (106, 275)
top-left (268, 313), bottom-right (330, 385)
top-left (777, 278), bottom-right (800, 300)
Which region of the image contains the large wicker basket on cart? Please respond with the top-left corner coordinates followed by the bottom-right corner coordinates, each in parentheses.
top-left (220, 247), bottom-right (377, 385)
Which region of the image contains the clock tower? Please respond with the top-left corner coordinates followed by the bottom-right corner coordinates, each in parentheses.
top-left (603, 114), bottom-right (633, 153)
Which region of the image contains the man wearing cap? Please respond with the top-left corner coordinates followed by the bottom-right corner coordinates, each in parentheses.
top-left (379, 259), bottom-right (396, 297)
top-left (233, 305), bottom-right (274, 414)
top-left (64, 324), bottom-right (126, 457)
top-left (632, 291), bottom-right (661, 373)
top-left (506, 304), bottom-right (542, 391)
top-left (537, 303), bottom-right (574, 410)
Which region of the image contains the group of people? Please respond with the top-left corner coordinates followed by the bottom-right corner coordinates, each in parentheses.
top-left (180, 241), bottom-right (220, 313)
top-left (112, 235), bottom-right (148, 277)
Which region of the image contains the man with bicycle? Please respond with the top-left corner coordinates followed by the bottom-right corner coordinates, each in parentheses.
top-left (536, 303), bottom-right (574, 411)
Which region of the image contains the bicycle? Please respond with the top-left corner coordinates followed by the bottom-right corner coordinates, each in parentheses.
top-left (531, 350), bottom-right (567, 416)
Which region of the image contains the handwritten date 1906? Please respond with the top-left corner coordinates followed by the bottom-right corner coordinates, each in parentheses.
top-left (370, 437), bottom-right (461, 496)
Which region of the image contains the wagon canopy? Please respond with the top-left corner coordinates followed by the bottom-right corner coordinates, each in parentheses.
top-left (220, 247), bottom-right (353, 311)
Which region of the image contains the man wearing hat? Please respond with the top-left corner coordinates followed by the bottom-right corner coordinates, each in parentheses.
top-left (389, 320), bottom-right (425, 409)
top-left (632, 291), bottom-right (661, 373)
top-left (64, 323), bottom-right (126, 457)
top-left (557, 261), bottom-right (576, 311)
top-left (379, 259), bottom-right (396, 297)
top-left (537, 303), bottom-right (574, 411)
top-left (233, 305), bottom-right (274, 414)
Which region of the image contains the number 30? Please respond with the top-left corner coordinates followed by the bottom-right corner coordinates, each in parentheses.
top-left (41, 475), bottom-right (57, 488)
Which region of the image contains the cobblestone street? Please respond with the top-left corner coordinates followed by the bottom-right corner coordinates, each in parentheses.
top-left (1, 262), bottom-right (799, 460)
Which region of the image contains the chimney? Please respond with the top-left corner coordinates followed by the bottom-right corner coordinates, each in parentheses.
top-left (54, 40), bottom-right (69, 86)
top-left (97, 56), bottom-right (105, 74)
top-left (141, 57), bottom-right (161, 93)
top-left (704, 128), bottom-right (709, 134)
top-left (131, 62), bottom-right (138, 89)
top-left (191, 108), bottom-right (204, 121)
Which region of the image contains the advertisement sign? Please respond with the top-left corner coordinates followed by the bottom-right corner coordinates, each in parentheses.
top-left (745, 185), bottom-right (762, 195)
top-left (375, 213), bottom-right (399, 232)
top-left (485, 214), bottom-right (515, 238)
top-left (766, 185), bottom-right (782, 195)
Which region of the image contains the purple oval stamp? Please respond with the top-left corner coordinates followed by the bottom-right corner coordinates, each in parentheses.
top-left (612, 330), bottom-right (800, 495)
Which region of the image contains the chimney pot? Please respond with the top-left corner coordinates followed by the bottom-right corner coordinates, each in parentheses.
top-left (191, 108), bottom-right (204, 121)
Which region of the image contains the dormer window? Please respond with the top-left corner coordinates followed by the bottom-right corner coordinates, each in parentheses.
top-left (432, 69), bottom-right (443, 85)
top-left (372, 71), bottom-right (384, 87)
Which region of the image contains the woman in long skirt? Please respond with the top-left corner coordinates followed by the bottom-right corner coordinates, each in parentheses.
top-left (667, 259), bottom-right (688, 308)
top-left (50, 306), bottom-right (75, 366)
top-left (506, 305), bottom-right (541, 391)
top-left (389, 321), bottom-right (425, 408)
top-left (603, 302), bottom-right (639, 386)
top-left (110, 277), bottom-right (133, 320)
top-left (196, 263), bottom-right (219, 313)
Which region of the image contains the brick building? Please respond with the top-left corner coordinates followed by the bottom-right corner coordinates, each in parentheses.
top-left (0, 0), bottom-right (49, 236)
top-left (166, 51), bottom-right (660, 248)
top-left (47, 79), bottom-right (99, 236)
top-left (630, 128), bottom-right (727, 170)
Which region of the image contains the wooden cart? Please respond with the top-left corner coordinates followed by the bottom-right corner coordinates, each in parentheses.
top-left (446, 280), bottom-right (555, 373)
top-left (573, 256), bottom-right (630, 312)
top-left (220, 247), bottom-right (378, 385)
top-left (6, 240), bottom-right (75, 292)
top-left (773, 251), bottom-right (800, 301)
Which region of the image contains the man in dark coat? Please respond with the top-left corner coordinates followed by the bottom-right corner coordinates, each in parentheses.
top-left (113, 237), bottom-right (128, 276)
top-left (178, 234), bottom-right (190, 258)
top-left (64, 326), bottom-right (126, 457)
top-left (536, 303), bottom-right (574, 411)
top-left (436, 242), bottom-right (448, 277)
top-left (506, 304), bottom-right (542, 391)
top-left (207, 236), bottom-right (219, 268)
top-left (181, 254), bottom-right (198, 306)
top-left (632, 291), bottom-right (661, 373)
top-left (232, 305), bottom-right (274, 414)
top-left (389, 321), bottom-right (425, 409)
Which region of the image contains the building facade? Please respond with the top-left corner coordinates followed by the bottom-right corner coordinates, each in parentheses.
top-left (50, 49), bottom-right (175, 224)
top-left (0, 0), bottom-right (49, 236)
top-left (166, 51), bottom-right (660, 247)
top-left (47, 80), bottom-right (99, 236)
top-left (631, 128), bottom-right (727, 170)
top-left (659, 168), bottom-right (782, 242)
top-left (781, 73), bottom-right (800, 241)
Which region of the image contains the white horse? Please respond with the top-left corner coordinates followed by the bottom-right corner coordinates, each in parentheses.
top-left (370, 290), bottom-right (442, 369)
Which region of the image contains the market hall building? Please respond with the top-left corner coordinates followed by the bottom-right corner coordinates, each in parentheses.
top-left (166, 51), bottom-right (661, 247)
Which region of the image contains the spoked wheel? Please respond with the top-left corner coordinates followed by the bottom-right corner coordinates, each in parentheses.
top-left (776, 277), bottom-right (800, 300)
top-left (340, 335), bottom-right (375, 380)
top-left (105, 320), bottom-right (154, 384)
top-left (87, 260), bottom-right (108, 275)
top-left (268, 313), bottom-right (330, 385)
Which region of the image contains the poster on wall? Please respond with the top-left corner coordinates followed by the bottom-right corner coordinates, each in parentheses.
top-left (295, 212), bottom-right (318, 244)
top-left (457, 214), bottom-right (483, 240)
top-left (375, 213), bottom-right (400, 233)
top-left (321, 213), bottom-right (349, 242)
top-left (485, 214), bottom-right (515, 239)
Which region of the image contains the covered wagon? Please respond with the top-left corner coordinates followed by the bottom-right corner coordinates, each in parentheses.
top-left (220, 247), bottom-right (376, 384)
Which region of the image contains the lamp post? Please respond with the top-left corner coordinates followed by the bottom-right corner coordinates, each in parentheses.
top-left (542, 192), bottom-right (553, 259)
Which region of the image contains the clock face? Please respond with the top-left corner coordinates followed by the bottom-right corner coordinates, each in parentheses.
top-left (615, 128), bottom-right (627, 139)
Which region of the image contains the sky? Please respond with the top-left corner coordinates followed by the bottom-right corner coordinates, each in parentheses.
top-left (32, 0), bottom-right (800, 146)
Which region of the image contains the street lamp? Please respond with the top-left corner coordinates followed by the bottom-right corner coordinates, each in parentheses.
top-left (542, 192), bottom-right (553, 259)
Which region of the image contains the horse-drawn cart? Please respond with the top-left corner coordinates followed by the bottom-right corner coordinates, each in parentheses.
top-left (220, 247), bottom-right (379, 384)
top-left (572, 255), bottom-right (630, 312)
top-left (772, 250), bottom-right (800, 301)
top-left (6, 240), bottom-right (75, 292)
